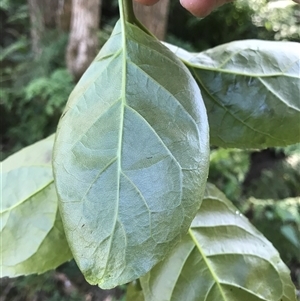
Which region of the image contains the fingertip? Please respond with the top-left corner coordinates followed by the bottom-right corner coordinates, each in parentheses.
top-left (181, 0), bottom-right (234, 17)
top-left (180, 0), bottom-right (215, 17)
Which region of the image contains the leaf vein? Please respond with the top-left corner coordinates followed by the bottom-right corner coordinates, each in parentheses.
top-left (79, 156), bottom-right (118, 204)
top-left (125, 105), bottom-right (182, 171)
top-left (1, 179), bottom-right (54, 214)
top-left (258, 77), bottom-right (300, 112)
top-left (128, 61), bottom-right (197, 126)
top-left (193, 71), bottom-right (279, 141)
top-left (188, 229), bottom-right (229, 301)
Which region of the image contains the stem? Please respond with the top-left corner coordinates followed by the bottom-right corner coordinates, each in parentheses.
top-left (134, 18), bottom-right (156, 38)
top-left (119, 0), bottom-right (135, 24)
top-left (118, 0), bottom-right (156, 38)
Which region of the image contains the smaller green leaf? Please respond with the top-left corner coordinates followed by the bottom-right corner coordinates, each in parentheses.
top-left (140, 183), bottom-right (297, 301)
top-left (1, 135), bottom-right (72, 277)
top-left (281, 225), bottom-right (300, 250)
top-left (126, 281), bottom-right (145, 301)
top-left (165, 40), bottom-right (300, 149)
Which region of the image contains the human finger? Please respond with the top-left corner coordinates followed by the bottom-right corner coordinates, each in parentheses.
top-left (180, 0), bottom-right (233, 17)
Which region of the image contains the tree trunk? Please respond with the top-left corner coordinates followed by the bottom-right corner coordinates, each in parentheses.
top-left (66, 0), bottom-right (101, 81)
top-left (27, 0), bottom-right (45, 55)
top-left (42, 0), bottom-right (59, 28)
top-left (57, 0), bottom-right (72, 32)
top-left (133, 0), bottom-right (170, 40)
top-left (27, 0), bottom-right (60, 55)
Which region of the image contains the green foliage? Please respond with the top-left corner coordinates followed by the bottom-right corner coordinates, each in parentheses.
top-left (208, 144), bottom-right (300, 293)
top-left (245, 196), bottom-right (300, 293)
top-left (0, 2), bottom-right (73, 158)
top-left (0, 0), bottom-right (10, 10)
top-left (1, 65), bottom-right (73, 157)
top-left (0, 39), bottom-right (28, 61)
top-left (24, 69), bottom-right (73, 115)
top-left (167, 0), bottom-right (300, 51)
top-left (244, 144), bottom-right (300, 200)
top-left (208, 145), bottom-right (300, 203)
top-left (240, 0), bottom-right (300, 41)
top-left (246, 158), bottom-right (300, 200)
top-left (209, 148), bottom-right (250, 202)
top-left (166, 40), bottom-right (300, 148)
top-left (1, 0), bottom-right (300, 300)
top-left (245, 197), bottom-right (300, 262)
top-left (1, 135), bottom-right (72, 277)
top-left (126, 281), bottom-right (144, 301)
top-left (53, 18), bottom-right (209, 289)
top-left (2, 134), bottom-right (298, 300)
top-left (140, 184), bottom-right (296, 301)
top-left (0, 0), bottom-right (27, 28)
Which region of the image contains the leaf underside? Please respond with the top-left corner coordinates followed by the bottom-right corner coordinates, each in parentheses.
top-left (53, 20), bottom-right (209, 288)
top-left (140, 183), bottom-right (297, 301)
top-left (166, 40), bottom-right (300, 149)
top-left (1, 135), bottom-right (72, 277)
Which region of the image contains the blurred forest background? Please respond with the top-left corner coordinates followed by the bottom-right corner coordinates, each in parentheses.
top-left (1, 0), bottom-right (300, 300)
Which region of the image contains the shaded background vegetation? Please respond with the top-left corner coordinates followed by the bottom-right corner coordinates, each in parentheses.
top-left (1, 0), bottom-right (299, 300)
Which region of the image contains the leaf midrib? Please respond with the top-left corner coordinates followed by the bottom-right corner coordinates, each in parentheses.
top-left (128, 61), bottom-right (197, 127)
top-left (191, 70), bottom-right (279, 142)
top-left (1, 179), bottom-right (54, 214)
top-left (182, 51), bottom-right (299, 79)
top-left (258, 77), bottom-right (300, 112)
top-left (101, 14), bottom-right (128, 278)
top-left (188, 228), bottom-right (229, 301)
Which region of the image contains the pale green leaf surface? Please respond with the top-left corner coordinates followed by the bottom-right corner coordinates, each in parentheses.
top-left (126, 281), bottom-right (145, 301)
top-left (140, 183), bottom-right (296, 301)
top-left (53, 20), bottom-right (209, 289)
top-left (1, 135), bottom-right (72, 277)
top-left (166, 40), bottom-right (300, 148)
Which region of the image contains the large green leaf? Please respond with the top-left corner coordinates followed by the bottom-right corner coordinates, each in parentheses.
top-left (1, 135), bottom-right (72, 277)
top-left (140, 183), bottom-right (297, 301)
top-left (166, 40), bottom-right (300, 149)
top-left (53, 16), bottom-right (209, 288)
